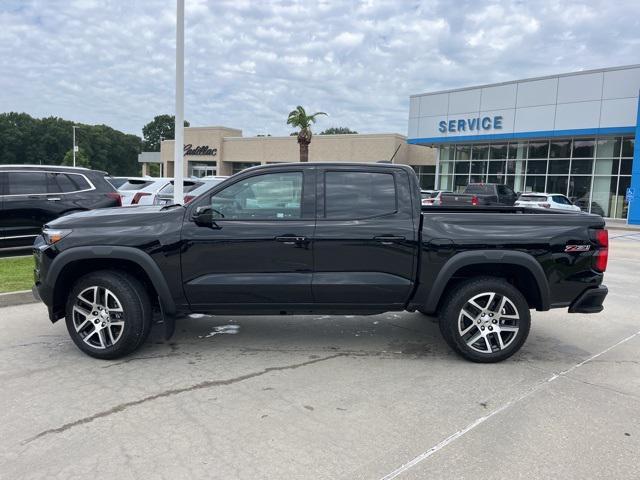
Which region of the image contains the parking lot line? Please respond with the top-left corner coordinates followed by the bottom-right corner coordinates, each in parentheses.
top-left (378, 328), bottom-right (640, 480)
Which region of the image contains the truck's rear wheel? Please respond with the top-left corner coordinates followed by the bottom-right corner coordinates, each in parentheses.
top-left (438, 277), bottom-right (530, 363)
top-left (65, 270), bottom-right (152, 359)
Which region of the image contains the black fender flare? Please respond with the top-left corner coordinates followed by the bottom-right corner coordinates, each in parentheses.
top-left (421, 250), bottom-right (550, 313)
top-left (46, 246), bottom-right (177, 326)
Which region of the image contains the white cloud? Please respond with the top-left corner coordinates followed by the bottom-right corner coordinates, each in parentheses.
top-left (0, 0), bottom-right (639, 138)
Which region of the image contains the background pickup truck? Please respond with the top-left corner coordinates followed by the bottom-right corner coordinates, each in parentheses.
top-left (33, 163), bottom-right (608, 363)
top-left (440, 183), bottom-right (519, 206)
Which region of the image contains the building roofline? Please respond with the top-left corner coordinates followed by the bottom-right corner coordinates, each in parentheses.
top-left (222, 132), bottom-right (407, 141)
top-left (410, 64), bottom-right (640, 98)
top-left (184, 126), bottom-right (243, 131)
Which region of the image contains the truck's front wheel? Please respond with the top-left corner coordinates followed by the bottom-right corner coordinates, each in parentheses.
top-left (64, 270), bottom-right (152, 359)
top-left (438, 277), bottom-right (530, 363)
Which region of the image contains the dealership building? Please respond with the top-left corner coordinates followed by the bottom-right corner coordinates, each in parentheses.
top-left (141, 127), bottom-right (436, 185)
top-left (408, 64), bottom-right (640, 222)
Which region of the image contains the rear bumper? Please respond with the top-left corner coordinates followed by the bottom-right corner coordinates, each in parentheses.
top-left (568, 285), bottom-right (608, 314)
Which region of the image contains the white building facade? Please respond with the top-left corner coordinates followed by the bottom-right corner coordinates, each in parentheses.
top-left (408, 65), bottom-right (640, 222)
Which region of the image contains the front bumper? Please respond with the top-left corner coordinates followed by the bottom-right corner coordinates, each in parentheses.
top-left (568, 285), bottom-right (608, 313)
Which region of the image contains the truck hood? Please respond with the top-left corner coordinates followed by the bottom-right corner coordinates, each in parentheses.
top-left (45, 205), bottom-right (185, 229)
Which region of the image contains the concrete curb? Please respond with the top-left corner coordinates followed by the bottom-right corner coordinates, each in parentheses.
top-left (0, 290), bottom-right (39, 308)
top-left (606, 220), bottom-right (640, 232)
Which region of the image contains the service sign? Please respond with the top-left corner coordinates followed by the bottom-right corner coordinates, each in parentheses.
top-left (438, 115), bottom-right (503, 134)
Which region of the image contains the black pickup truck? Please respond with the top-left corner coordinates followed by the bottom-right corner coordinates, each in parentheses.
top-left (440, 183), bottom-right (519, 206)
top-left (32, 163), bottom-right (609, 363)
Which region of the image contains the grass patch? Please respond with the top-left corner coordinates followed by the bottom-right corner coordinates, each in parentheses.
top-left (0, 256), bottom-right (34, 293)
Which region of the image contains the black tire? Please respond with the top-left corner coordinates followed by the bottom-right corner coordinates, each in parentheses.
top-left (65, 270), bottom-right (152, 359)
top-left (438, 276), bottom-right (531, 363)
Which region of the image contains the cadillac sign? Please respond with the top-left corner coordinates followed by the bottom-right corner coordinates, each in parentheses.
top-left (184, 144), bottom-right (217, 156)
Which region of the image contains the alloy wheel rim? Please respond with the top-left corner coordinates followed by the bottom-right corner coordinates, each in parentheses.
top-left (72, 286), bottom-right (125, 349)
top-left (457, 291), bottom-right (520, 354)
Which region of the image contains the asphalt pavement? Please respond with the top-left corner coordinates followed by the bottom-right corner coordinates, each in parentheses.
top-left (0, 229), bottom-right (639, 479)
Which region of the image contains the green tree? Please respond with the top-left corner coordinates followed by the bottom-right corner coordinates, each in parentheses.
top-left (320, 127), bottom-right (358, 135)
top-left (286, 106), bottom-right (327, 162)
top-left (0, 112), bottom-right (143, 175)
top-left (142, 114), bottom-right (190, 151)
top-left (61, 147), bottom-right (90, 168)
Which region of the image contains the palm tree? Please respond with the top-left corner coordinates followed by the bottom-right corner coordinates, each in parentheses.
top-left (286, 106), bottom-right (327, 162)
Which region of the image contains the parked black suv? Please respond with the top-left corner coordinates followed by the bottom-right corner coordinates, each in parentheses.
top-left (33, 163), bottom-right (608, 363)
top-left (0, 165), bottom-right (120, 251)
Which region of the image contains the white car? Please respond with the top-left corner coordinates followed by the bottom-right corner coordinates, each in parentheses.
top-left (515, 193), bottom-right (581, 212)
top-left (118, 177), bottom-right (171, 206)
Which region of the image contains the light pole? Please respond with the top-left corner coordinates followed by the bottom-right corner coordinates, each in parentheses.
top-left (72, 125), bottom-right (79, 167)
top-left (173, 0), bottom-right (185, 204)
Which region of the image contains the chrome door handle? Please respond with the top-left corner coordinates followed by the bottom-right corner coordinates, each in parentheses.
top-left (47, 197), bottom-right (61, 201)
top-left (373, 235), bottom-right (406, 245)
top-left (275, 236), bottom-right (308, 245)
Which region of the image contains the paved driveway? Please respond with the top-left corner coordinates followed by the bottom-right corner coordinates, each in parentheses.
top-left (1, 230), bottom-right (639, 479)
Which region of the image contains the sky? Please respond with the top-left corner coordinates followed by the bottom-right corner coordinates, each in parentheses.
top-left (1, 0), bottom-right (640, 138)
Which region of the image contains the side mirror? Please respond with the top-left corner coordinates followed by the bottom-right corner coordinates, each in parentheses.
top-left (192, 206), bottom-right (214, 227)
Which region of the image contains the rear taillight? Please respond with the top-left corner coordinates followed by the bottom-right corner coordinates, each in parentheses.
top-left (106, 192), bottom-right (122, 206)
top-left (132, 192), bottom-right (151, 205)
top-left (184, 195), bottom-right (195, 204)
top-left (422, 199), bottom-right (434, 206)
top-left (592, 229), bottom-right (609, 272)
top-left (471, 195), bottom-right (479, 206)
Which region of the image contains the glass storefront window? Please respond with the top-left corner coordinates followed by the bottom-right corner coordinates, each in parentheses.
top-left (622, 137), bottom-right (634, 157)
top-left (548, 159), bottom-right (569, 175)
top-left (487, 175), bottom-right (506, 184)
top-left (525, 176), bottom-right (546, 193)
top-left (454, 161), bottom-right (470, 174)
top-left (570, 159), bottom-right (593, 175)
top-left (508, 142), bottom-right (527, 159)
top-left (435, 136), bottom-right (633, 216)
top-left (568, 176), bottom-right (591, 203)
top-left (546, 176), bottom-right (568, 195)
top-left (455, 145), bottom-right (471, 161)
top-left (440, 161), bottom-right (454, 175)
top-left (506, 159), bottom-right (525, 175)
top-left (616, 177), bottom-right (631, 219)
top-left (413, 166), bottom-right (437, 190)
top-left (454, 175), bottom-right (468, 192)
top-left (591, 177), bottom-right (617, 217)
top-left (620, 158), bottom-right (632, 175)
top-left (550, 140), bottom-right (571, 158)
top-left (528, 141), bottom-right (549, 159)
top-left (471, 161), bottom-right (488, 175)
top-left (471, 145), bottom-right (489, 160)
top-left (439, 175), bottom-right (453, 191)
top-left (489, 143), bottom-right (508, 159)
top-left (572, 139), bottom-right (595, 158)
top-left (596, 138), bottom-right (621, 158)
top-left (488, 161), bottom-right (506, 175)
top-left (439, 146), bottom-right (453, 161)
top-left (526, 159), bottom-right (547, 175)
top-left (594, 158), bottom-right (619, 176)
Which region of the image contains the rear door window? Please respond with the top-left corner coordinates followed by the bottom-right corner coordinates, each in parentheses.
top-left (48, 173), bottom-right (91, 193)
top-left (325, 171), bottom-right (396, 219)
top-left (6, 171), bottom-right (48, 195)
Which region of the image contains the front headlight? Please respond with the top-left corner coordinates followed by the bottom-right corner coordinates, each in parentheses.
top-left (42, 228), bottom-right (72, 245)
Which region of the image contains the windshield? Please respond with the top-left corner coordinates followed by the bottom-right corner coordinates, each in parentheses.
top-left (158, 181), bottom-right (203, 196)
top-left (119, 180), bottom-right (153, 191)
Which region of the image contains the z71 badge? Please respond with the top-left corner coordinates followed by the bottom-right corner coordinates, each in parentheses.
top-left (565, 244), bottom-right (591, 252)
